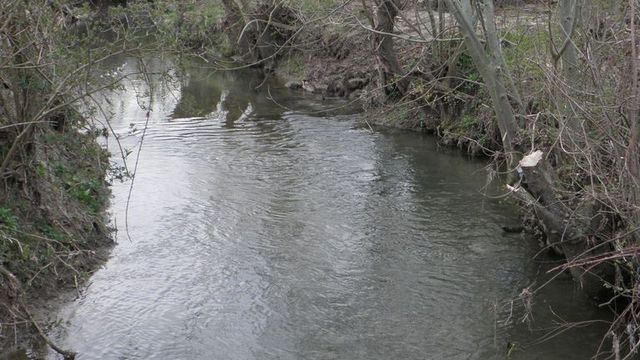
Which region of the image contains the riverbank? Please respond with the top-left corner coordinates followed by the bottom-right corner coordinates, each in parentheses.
top-left (212, 1), bottom-right (546, 154)
top-left (0, 124), bottom-right (113, 356)
top-left (0, 3), bottom-right (134, 356)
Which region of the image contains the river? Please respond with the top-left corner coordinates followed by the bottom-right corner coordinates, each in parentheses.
top-left (36, 57), bottom-right (609, 359)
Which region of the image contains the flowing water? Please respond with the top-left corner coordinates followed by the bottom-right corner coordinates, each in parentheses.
top-left (30, 57), bottom-right (610, 359)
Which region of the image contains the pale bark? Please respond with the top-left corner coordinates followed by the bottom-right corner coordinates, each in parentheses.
top-left (443, 0), bottom-right (518, 169)
top-left (559, 0), bottom-right (580, 84)
top-left (552, 0), bottom-right (582, 134)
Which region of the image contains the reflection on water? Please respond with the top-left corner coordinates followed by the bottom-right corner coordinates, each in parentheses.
top-left (35, 59), bottom-right (610, 359)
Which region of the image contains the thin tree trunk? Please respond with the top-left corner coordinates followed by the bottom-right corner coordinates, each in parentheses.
top-left (444, 0), bottom-right (518, 171)
top-left (559, 0), bottom-right (580, 86)
top-left (626, 0), bottom-right (640, 242)
top-left (559, 0), bottom-right (581, 134)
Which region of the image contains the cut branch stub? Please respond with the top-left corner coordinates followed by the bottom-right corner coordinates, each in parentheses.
top-left (519, 150), bottom-right (543, 168)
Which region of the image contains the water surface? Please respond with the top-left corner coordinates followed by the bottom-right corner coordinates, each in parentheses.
top-left (43, 58), bottom-right (609, 359)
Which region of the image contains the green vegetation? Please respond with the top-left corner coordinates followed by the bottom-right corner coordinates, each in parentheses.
top-left (502, 27), bottom-right (549, 74)
top-left (0, 208), bottom-right (18, 231)
top-left (0, 0), bottom-right (159, 354)
top-left (456, 52), bottom-right (482, 93)
top-left (152, 1), bottom-right (225, 51)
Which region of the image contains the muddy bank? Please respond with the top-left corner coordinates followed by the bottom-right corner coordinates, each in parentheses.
top-left (0, 125), bottom-right (114, 356)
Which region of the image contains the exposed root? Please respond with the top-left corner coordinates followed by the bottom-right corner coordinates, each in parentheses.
top-left (1, 264), bottom-right (76, 358)
top-left (23, 305), bottom-right (76, 360)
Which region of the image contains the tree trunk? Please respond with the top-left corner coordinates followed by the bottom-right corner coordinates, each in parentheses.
top-left (519, 159), bottom-right (613, 300)
top-left (557, 0), bottom-right (582, 135)
top-left (559, 0), bottom-right (580, 87)
top-left (373, 0), bottom-right (409, 100)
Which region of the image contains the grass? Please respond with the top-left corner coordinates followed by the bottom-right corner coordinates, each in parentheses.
top-left (281, 53), bottom-right (306, 78)
top-left (284, 0), bottom-right (339, 16)
top-left (502, 26), bottom-right (549, 79)
top-left (0, 208), bottom-right (18, 232)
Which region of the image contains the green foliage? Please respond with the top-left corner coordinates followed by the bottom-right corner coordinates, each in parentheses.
top-left (457, 52), bottom-right (474, 71)
top-left (456, 53), bottom-right (481, 93)
top-left (0, 207), bottom-right (18, 232)
top-left (36, 161), bottom-right (47, 177)
top-left (39, 223), bottom-right (65, 243)
top-left (461, 114), bottom-right (477, 129)
top-left (70, 179), bottom-right (104, 214)
top-left (54, 163), bottom-right (105, 215)
top-left (146, 0), bottom-right (225, 52)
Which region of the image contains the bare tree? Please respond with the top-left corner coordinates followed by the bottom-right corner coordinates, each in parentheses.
top-left (442, 0), bottom-right (615, 301)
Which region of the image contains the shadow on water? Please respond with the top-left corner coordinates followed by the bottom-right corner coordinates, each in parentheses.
top-left (3, 56), bottom-right (611, 360)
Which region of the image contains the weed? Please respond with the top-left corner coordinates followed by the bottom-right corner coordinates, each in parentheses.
top-left (461, 114), bottom-right (477, 129)
top-left (282, 53), bottom-right (306, 78)
top-left (501, 27), bottom-right (548, 78)
top-left (457, 53), bottom-right (481, 93)
top-left (39, 223), bottom-right (65, 242)
top-left (0, 207), bottom-right (18, 231)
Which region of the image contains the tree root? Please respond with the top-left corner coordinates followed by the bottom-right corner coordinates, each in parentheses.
top-left (1, 264), bottom-right (76, 359)
top-left (23, 305), bottom-right (76, 360)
